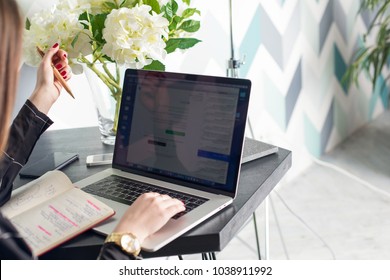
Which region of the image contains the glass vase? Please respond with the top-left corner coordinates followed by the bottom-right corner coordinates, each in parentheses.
top-left (83, 62), bottom-right (123, 145)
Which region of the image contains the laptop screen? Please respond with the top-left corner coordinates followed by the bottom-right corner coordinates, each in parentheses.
top-left (113, 69), bottom-right (251, 197)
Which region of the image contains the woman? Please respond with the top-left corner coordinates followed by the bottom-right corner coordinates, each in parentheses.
top-left (0, 0), bottom-right (184, 260)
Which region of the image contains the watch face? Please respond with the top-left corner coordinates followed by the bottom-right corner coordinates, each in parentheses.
top-left (121, 234), bottom-right (141, 254)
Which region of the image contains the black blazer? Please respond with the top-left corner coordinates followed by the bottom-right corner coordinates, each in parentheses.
top-left (0, 100), bottom-right (135, 260)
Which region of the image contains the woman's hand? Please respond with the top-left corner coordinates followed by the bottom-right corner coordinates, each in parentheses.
top-left (113, 193), bottom-right (185, 244)
top-left (29, 43), bottom-right (72, 114)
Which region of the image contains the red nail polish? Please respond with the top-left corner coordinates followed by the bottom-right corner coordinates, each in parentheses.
top-left (56, 64), bottom-right (62, 70)
top-left (61, 70), bottom-right (66, 76)
top-left (52, 43), bottom-right (59, 48)
top-left (63, 53), bottom-right (67, 58)
top-left (63, 75), bottom-right (67, 80)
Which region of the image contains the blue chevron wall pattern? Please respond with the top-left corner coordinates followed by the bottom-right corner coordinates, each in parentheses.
top-left (166, 0), bottom-right (389, 158)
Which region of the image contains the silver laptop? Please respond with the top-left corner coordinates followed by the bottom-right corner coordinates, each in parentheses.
top-left (75, 69), bottom-right (252, 252)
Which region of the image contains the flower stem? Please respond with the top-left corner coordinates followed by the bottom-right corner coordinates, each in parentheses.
top-left (80, 56), bottom-right (123, 133)
top-left (112, 88), bottom-right (122, 134)
top-left (80, 56), bottom-right (122, 98)
top-left (99, 57), bottom-right (117, 82)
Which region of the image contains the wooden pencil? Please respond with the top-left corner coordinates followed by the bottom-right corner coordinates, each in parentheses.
top-left (36, 46), bottom-right (75, 99)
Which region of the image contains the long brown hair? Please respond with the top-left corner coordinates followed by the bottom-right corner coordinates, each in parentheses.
top-left (0, 0), bottom-right (23, 151)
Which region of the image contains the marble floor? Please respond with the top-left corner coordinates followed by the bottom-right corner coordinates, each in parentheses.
top-left (162, 110), bottom-right (390, 260)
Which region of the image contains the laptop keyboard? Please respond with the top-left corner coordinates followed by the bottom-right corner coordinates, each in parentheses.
top-left (83, 175), bottom-right (208, 219)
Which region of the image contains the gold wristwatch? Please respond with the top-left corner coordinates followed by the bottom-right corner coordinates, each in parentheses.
top-left (105, 232), bottom-right (141, 256)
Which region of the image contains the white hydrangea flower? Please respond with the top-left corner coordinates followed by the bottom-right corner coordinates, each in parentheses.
top-left (102, 5), bottom-right (169, 69)
top-left (57, 0), bottom-right (110, 15)
top-left (23, 7), bottom-right (92, 66)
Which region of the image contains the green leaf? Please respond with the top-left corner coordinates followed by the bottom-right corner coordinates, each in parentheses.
top-left (161, 5), bottom-right (167, 19)
top-left (120, 0), bottom-right (136, 8)
top-left (79, 12), bottom-right (90, 29)
top-left (25, 18), bottom-right (31, 30)
top-left (366, 1), bottom-right (390, 33)
top-left (91, 14), bottom-right (108, 44)
top-left (178, 20), bottom-right (200, 32)
top-left (182, 0), bottom-right (191, 5)
top-left (102, 54), bottom-right (115, 63)
top-left (169, 15), bottom-right (182, 31)
top-left (103, 1), bottom-right (118, 10)
top-left (143, 60), bottom-right (165, 71)
top-left (182, 8), bottom-right (200, 19)
top-left (143, 0), bottom-right (161, 14)
top-left (78, 12), bottom-right (108, 50)
top-left (71, 33), bottom-right (80, 48)
top-left (165, 0), bottom-right (179, 19)
top-left (165, 38), bottom-right (201, 54)
top-left (343, 45), bottom-right (370, 88)
top-left (348, 0), bottom-right (390, 91)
